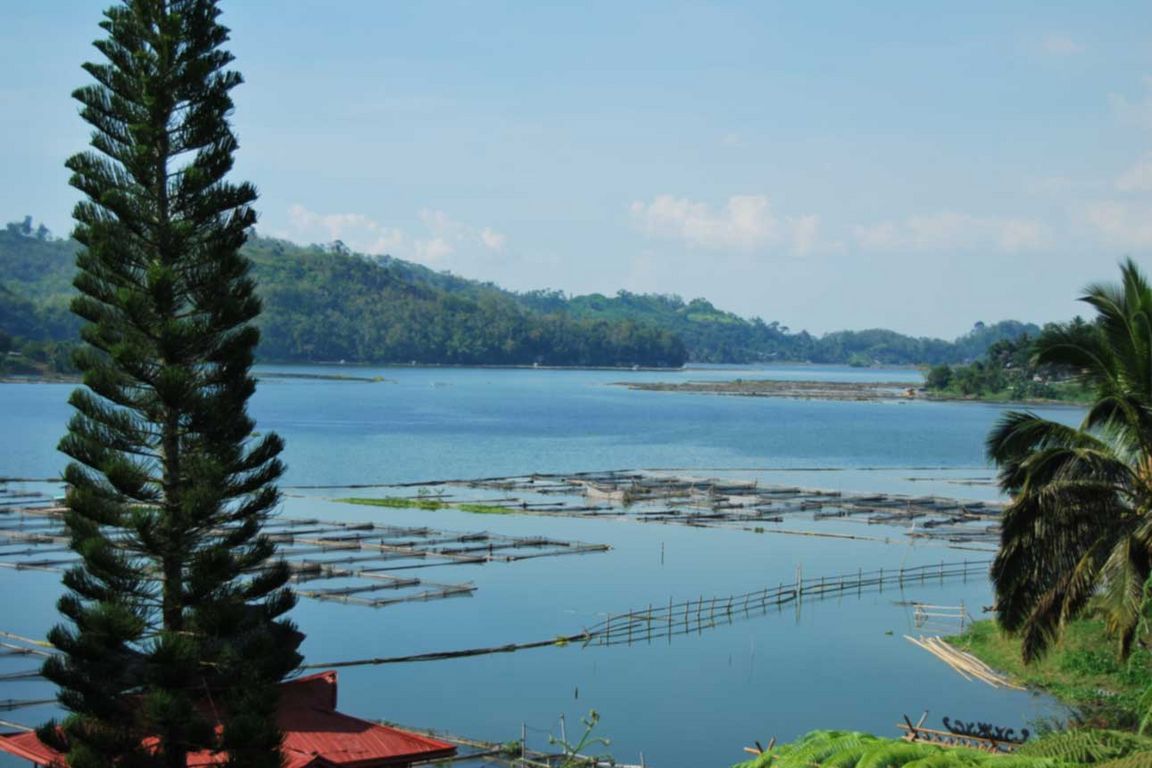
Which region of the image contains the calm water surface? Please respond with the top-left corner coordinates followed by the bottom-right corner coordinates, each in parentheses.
top-left (0, 365), bottom-right (1082, 767)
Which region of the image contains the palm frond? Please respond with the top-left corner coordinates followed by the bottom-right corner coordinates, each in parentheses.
top-left (989, 262), bottom-right (1152, 662)
top-left (1033, 323), bottom-right (1113, 388)
top-left (987, 413), bottom-right (1119, 492)
top-left (1099, 537), bottom-right (1152, 658)
top-left (1082, 395), bottom-right (1152, 462)
top-left (1081, 264), bottom-right (1152, 399)
top-left (993, 486), bottom-right (1127, 650)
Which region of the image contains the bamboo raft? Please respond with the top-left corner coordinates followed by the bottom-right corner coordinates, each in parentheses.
top-left (904, 635), bottom-right (1024, 689)
top-left (898, 714), bottom-right (1025, 753)
top-left (0, 505), bottom-right (609, 608)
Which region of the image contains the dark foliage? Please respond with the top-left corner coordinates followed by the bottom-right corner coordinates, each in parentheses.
top-left (40, 3), bottom-right (301, 767)
top-left (987, 260), bottom-right (1152, 662)
top-left (924, 320), bottom-right (1092, 401)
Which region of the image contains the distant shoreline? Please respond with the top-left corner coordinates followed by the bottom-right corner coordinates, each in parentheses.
top-left (256, 361), bottom-right (687, 373)
top-left (615, 378), bottom-right (1086, 407)
top-left (616, 379), bottom-right (916, 402)
top-left (0, 361), bottom-right (687, 385)
top-left (0, 366), bottom-right (1084, 408)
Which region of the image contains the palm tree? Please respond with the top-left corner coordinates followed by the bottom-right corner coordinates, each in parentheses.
top-left (988, 258), bottom-right (1152, 662)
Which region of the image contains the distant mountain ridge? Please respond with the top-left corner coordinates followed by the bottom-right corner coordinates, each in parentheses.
top-left (516, 288), bottom-right (1038, 365)
top-left (0, 217), bottom-right (1039, 368)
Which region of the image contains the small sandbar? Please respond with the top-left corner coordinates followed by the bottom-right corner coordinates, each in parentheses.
top-left (615, 378), bottom-right (919, 401)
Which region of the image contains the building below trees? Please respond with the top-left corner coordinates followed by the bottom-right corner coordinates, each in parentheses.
top-left (0, 672), bottom-right (456, 768)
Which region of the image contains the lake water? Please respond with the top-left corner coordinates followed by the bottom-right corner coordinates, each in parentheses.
top-left (0, 365), bottom-right (1082, 767)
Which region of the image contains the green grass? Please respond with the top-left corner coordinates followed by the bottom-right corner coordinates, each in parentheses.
top-left (456, 503), bottom-right (519, 515)
top-left (335, 496), bottom-right (447, 511)
top-left (949, 619), bottom-right (1152, 729)
top-left (334, 497), bottom-right (519, 515)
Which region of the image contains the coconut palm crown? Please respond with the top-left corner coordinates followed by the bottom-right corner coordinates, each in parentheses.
top-left (988, 258), bottom-right (1152, 662)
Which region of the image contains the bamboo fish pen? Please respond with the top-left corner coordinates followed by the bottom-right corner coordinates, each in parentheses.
top-left (345, 469), bottom-right (1006, 547)
top-left (0, 504), bottom-right (610, 608)
top-left (297, 558), bottom-right (992, 669)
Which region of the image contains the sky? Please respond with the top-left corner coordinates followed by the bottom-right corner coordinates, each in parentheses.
top-left (3, 1), bottom-right (1152, 339)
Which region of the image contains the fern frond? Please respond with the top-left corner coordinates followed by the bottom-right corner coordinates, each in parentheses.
top-left (1094, 751), bottom-right (1152, 768)
top-left (854, 742), bottom-right (944, 768)
top-left (1017, 729), bottom-right (1152, 763)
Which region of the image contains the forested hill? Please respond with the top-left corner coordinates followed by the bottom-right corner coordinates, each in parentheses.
top-left (0, 221), bottom-right (685, 367)
top-left (1, 217), bottom-right (1036, 368)
top-left (517, 289), bottom-right (1039, 365)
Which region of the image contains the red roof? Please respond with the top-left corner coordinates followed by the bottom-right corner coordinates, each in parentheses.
top-left (0, 672), bottom-right (455, 768)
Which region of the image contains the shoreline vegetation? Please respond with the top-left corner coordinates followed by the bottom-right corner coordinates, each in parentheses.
top-left (949, 619), bottom-right (1152, 729)
top-left (922, 325), bottom-right (1095, 404)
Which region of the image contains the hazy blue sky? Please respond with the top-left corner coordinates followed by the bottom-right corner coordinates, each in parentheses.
top-left (4, 2), bottom-right (1151, 337)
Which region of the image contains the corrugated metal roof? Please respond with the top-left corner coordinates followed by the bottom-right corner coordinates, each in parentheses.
top-left (0, 730), bottom-right (59, 766)
top-left (0, 672), bottom-right (456, 768)
top-left (279, 672), bottom-right (456, 767)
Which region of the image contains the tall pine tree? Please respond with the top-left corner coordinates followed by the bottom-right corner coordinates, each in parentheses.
top-left (40, 2), bottom-right (302, 767)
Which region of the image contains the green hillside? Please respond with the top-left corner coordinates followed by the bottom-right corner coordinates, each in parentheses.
top-left (1, 216), bottom-right (1039, 371)
top-left (0, 220), bottom-right (685, 368)
top-left (517, 288), bottom-right (1038, 365)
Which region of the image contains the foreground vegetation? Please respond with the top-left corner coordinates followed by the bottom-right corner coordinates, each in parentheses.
top-left (950, 620), bottom-right (1152, 730)
top-left (3, 219), bottom-right (1040, 370)
top-left (732, 729), bottom-right (1152, 768)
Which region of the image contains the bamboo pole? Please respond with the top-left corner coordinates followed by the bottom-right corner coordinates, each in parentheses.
top-left (905, 635), bottom-right (1025, 690)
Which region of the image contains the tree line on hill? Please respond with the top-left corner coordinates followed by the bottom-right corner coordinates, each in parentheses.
top-left (2, 218), bottom-right (1040, 373)
top-left (923, 317), bottom-right (1095, 402)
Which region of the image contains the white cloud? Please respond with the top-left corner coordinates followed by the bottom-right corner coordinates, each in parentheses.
top-left (479, 227), bottom-right (507, 251)
top-left (999, 219), bottom-right (1046, 251)
top-left (629, 194), bottom-right (819, 254)
top-left (283, 204), bottom-right (509, 268)
top-left (854, 211), bottom-right (1047, 253)
top-left (1109, 77), bottom-right (1152, 129)
top-left (1083, 201), bottom-right (1152, 249)
top-left (791, 215), bottom-right (819, 256)
top-left (418, 208), bottom-right (461, 238)
top-left (1040, 34), bottom-right (1084, 56)
top-left (1116, 155), bottom-right (1152, 192)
